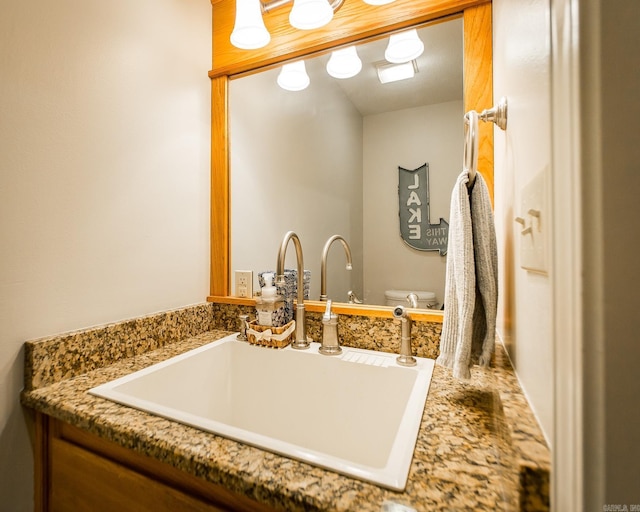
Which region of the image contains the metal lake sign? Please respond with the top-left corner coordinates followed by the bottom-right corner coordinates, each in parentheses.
top-left (398, 163), bottom-right (449, 256)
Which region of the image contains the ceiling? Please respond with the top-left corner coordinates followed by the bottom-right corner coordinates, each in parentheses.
top-left (304, 17), bottom-right (464, 117)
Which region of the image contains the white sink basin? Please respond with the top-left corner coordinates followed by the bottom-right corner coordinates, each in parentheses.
top-left (90, 334), bottom-right (435, 490)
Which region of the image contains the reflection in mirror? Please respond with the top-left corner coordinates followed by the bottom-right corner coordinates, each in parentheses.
top-left (230, 18), bottom-right (463, 309)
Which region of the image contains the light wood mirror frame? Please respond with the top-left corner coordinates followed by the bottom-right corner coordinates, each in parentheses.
top-left (207, 0), bottom-right (493, 322)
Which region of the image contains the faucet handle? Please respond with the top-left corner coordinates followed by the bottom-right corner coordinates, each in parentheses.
top-left (323, 299), bottom-right (333, 321)
top-left (236, 314), bottom-right (249, 342)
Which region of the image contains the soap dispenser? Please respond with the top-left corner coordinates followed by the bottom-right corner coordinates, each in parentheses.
top-left (255, 272), bottom-right (286, 327)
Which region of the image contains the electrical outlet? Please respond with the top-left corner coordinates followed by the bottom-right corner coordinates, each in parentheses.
top-left (234, 270), bottom-right (253, 298)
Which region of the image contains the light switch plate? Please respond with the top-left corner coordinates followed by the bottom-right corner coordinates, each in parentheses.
top-left (520, 168), bottom-right (548, 274)
top-left (234, 270), bottom-right (253, 298)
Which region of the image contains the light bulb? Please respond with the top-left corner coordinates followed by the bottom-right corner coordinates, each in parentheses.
top-left (230, 0), bottom-right (271, 50)
top-left (385, 29), bottom-right (424, 64)
top-left (289, 0), bottom-right (333, 30)
top-left (326, 46), bottom-right (362, 79)
top-left (277, 61), bottom-right (310, 91)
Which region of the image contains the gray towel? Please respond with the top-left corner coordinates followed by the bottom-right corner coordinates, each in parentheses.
top-left (436, 170), bottom-right (498, 380)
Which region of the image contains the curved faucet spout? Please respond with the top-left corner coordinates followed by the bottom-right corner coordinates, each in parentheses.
top-left (320, 235), bottom-right (353, 302)
top-left (276, 231), bottom-right (309, 349)
top-left (406, 292), bottom-right (419, 309)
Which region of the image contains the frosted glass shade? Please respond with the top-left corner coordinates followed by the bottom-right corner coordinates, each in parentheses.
top-left (289, 0), bottom-right (333, 30)
top-left (230, 0), bottom-right (271, 50)
top-left (277, 61), bottom-right (310, 91)
top-left (326, 46), bottom-right (362, 79)
top-left (385, 29), bottom-right (424, 63)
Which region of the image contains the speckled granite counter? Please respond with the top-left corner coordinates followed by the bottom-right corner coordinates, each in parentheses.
top-left (21, 303), bottom-right (549, 511)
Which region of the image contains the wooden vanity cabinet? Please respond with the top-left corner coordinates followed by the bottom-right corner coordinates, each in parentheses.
top-left (34, 413), bottom-right (276, 512)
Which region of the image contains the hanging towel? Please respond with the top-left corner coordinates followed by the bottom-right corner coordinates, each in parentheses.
top-left (436, 170), bottom-right (498, 380)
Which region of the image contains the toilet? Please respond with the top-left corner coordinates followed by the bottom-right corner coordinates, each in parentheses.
top-left (384, 290), bottom-right (438, 309)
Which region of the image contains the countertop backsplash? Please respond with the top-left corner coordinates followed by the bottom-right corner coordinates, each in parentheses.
top-left (24, 303), bottom-right (216, 391)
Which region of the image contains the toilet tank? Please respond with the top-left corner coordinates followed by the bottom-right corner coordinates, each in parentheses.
top-left (384, 290), bottom-right (438, 309)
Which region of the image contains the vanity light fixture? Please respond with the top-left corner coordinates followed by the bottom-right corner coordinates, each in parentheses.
top-left (231, 0), bottom-right (343, 49)
top-left (277, 61), bottom-right (311, 91)
top-left (326, 46), bottom-right (362, 79)
top-left (376, 60), bottom-right (418, 84)
top-left (384, 28), bottom-right (424, 63)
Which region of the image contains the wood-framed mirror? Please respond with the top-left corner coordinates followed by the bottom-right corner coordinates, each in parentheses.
top-left (207, 0), bottom-right (493, 322)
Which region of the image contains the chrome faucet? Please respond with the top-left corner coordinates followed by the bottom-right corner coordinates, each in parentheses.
top-left (320, 235), bottom-right (353, 302)
top-left (393, 305), bottom-right (417, 367)
top-left (276, 231), bottom-right (309, 350)
top-left (347, 290), bottom-right (363, 304)
top-left (406, 292), bottom-right (419, 309)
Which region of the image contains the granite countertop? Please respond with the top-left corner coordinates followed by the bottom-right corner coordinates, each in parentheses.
top-left (21, 306), bottom-right (549, 511)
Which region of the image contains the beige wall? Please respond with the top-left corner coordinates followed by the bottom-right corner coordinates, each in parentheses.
top-left (230, 67), bottom-right (364, 302)
top-left (362, 100), bottom-right (463, 306)
top-left (0, 1), bottom-right (211, 509)
top-left (492, 0), bottom-right (554, 442)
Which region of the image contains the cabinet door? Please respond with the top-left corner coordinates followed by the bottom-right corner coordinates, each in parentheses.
top-left (50, 436), bottom-right (225, 512)
top-left (35, 414), bottom-right (276, 512)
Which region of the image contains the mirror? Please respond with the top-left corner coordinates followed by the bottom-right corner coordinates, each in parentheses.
top-left (230, 19), bottom-right (463, 308)
top-left (208, 0), bottom-right (494, 319)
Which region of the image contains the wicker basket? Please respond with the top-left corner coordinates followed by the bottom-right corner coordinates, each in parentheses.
top-left (246, 320), bottom-right (295, 349)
